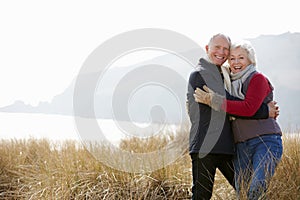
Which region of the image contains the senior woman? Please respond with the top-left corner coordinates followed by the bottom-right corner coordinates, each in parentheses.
top-left (194, 40), bottom-right (283, 200)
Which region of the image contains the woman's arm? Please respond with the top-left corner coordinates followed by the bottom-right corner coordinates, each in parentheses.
top-left (226, 90), bottom-right (269, 119)
top-left (194, 73), bottom-right (272, 117)
top-left (221, 73), bottom-right (271, 116)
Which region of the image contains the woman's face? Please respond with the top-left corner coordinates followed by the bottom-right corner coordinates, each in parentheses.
top-left (229, 47), bottom-right (252, 74)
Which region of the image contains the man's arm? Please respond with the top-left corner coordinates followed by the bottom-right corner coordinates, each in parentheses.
top-left (187, 71), bottom-right (205, 117)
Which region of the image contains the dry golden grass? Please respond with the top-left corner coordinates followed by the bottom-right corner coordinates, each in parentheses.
top-left (265, 133), bottom-right (300, 200)
top-left (0, 132), bottom-right (299, 199)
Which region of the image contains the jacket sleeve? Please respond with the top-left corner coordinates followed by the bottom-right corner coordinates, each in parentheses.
top-left (226, 91), bottom-right (268, 119)
top-left (222, 74), bottom-right (271, 117)
top-left (187, 71), bottom-right (213, 151)
top-left (187, 71), bottom-right (207, 118)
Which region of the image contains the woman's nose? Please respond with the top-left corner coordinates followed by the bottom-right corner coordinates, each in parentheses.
top-left (233, 58), bottom-right (239, 63)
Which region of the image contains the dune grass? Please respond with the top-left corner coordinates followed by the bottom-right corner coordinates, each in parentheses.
top-left (0, 131), bottom-right (299, 199)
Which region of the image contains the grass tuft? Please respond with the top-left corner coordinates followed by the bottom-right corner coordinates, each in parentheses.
top-left (0, 132), bottom-right (299, 199)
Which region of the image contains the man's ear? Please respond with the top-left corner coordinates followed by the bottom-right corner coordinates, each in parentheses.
top-left (205, 45), bottom-right (209, 53)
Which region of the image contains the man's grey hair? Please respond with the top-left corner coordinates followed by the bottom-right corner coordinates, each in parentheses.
top-left (208, 33), bottom-right (232, 47)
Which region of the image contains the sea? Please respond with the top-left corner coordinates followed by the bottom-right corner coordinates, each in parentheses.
top-left (1, 113), bottom-right (298, 147)
top-left (0, 112), bottom-right (180, 146)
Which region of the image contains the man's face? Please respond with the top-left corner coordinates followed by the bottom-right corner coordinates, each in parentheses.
top-left (205, 36), bottom-right (230, 66)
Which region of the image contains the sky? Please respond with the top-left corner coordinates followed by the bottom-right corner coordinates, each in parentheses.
top-left (0, 0), bottom-right (299, 107)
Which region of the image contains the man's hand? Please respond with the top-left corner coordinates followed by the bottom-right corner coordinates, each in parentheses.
top-left (268, 101), bottom-right (280, 119)
top-left (194, 85), bottom-right (224, 111)
top-left (194, 86), bottom-right (212, 106)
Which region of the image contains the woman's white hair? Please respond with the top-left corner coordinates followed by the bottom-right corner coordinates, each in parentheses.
top-left (230, 40), bottom-right (257, 66)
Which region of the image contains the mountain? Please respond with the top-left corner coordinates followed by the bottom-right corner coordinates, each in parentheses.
top-left (0, 48), bottom-right (204, 123)
top-left (1, 32), bottom-right (299, 131)
top-left (247, 32), bottom-right (300, 132)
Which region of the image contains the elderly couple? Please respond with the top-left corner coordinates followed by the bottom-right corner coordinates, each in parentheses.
top-left (187, 34), bottom-right (283, 200)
